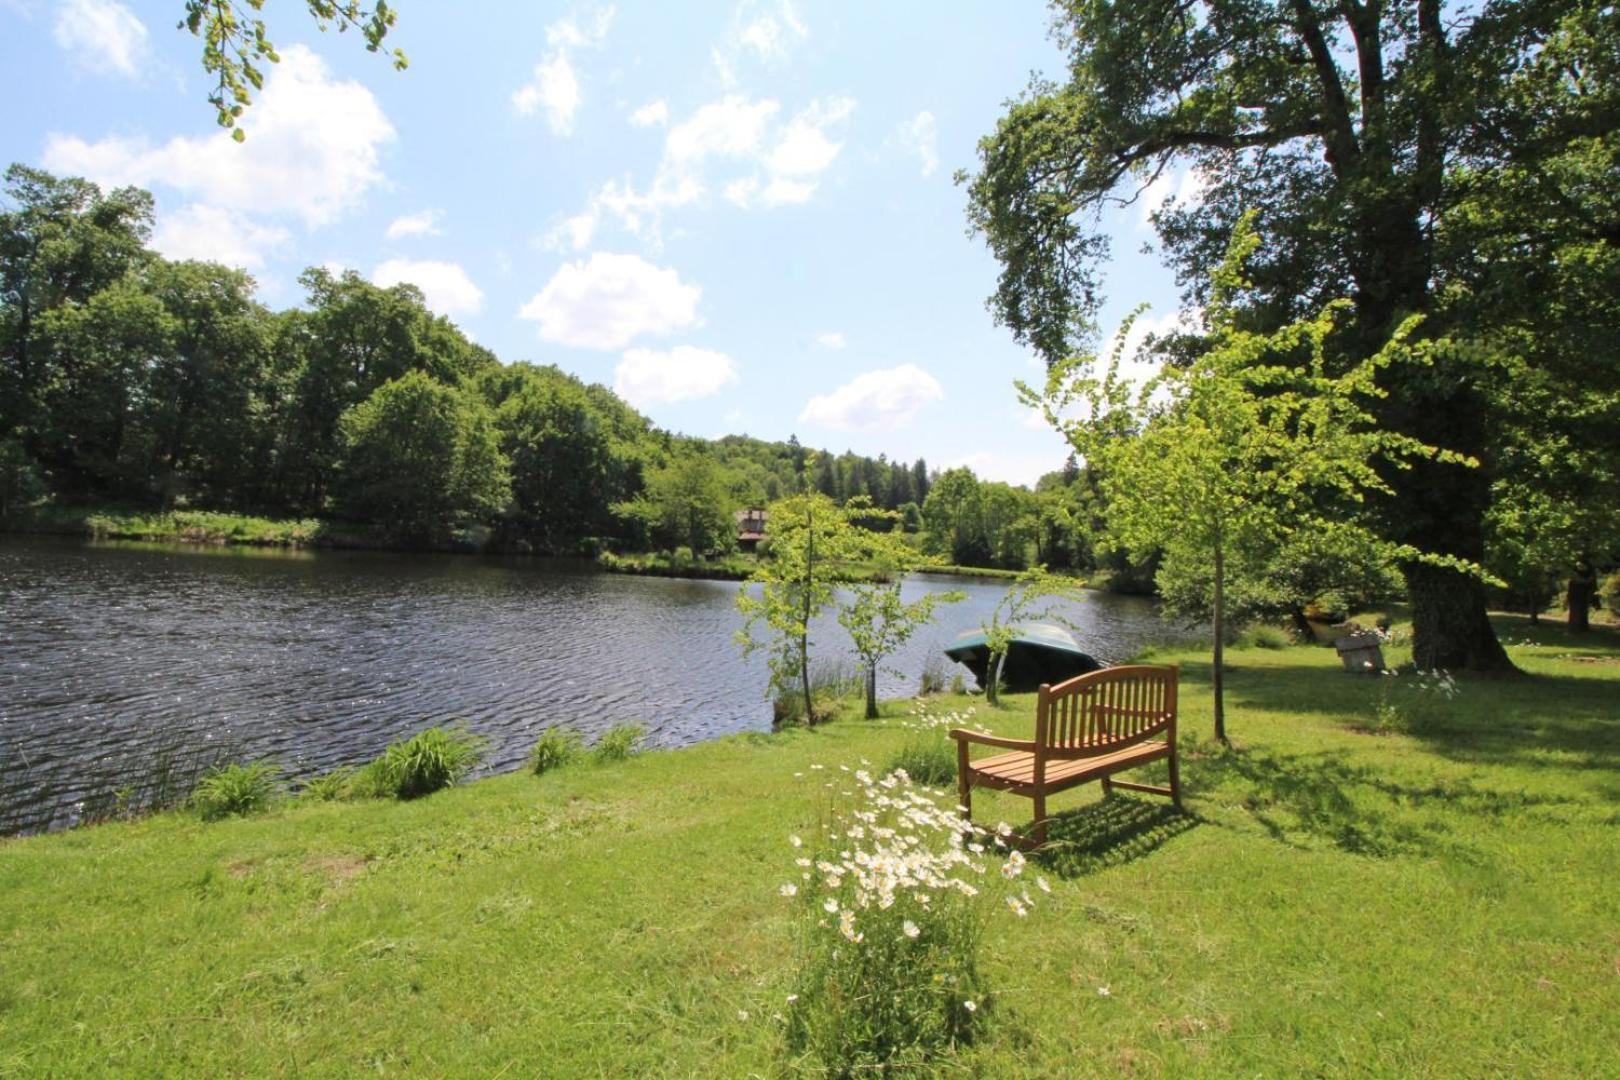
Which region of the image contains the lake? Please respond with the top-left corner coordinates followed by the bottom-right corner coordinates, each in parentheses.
top-left (0, 536), bottom-right (1197, 833)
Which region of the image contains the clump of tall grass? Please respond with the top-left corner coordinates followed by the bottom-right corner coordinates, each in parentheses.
top-left (591, 724), bottom-right (644, 764)
top-left (884, 701), bottom-right (981, 788)
top-left (191, 762), bottom-right (283, 821)
top-left (773, 661), bottom-right (863, 727)
top-left (918, 655), bottom-right (948, 696)
top-left (782, 764), bottom-right (1041, 1073)
top-left (359, 725), bottom-right (486, 799)
top-left (298, 765), bottom-right (358, 802)
top-left (1243, 624), bottom-right (1293, 650)
top-left (530, 727), bottom-right (584, 775)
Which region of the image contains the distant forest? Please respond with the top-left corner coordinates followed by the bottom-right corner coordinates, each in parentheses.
top-left (0, 165), bottom-right (1100, 574)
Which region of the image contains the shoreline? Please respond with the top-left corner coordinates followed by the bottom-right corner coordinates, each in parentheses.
top-left (2, 506), bottom-right (1072, 584)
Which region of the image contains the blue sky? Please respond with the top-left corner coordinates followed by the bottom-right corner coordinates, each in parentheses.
top-left (2, 0), bottom-right (1196, 485)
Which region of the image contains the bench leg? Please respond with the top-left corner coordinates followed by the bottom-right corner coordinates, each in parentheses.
top-left (1031, 791), bottom-right (1047, 848)
top-left (956, 741), bottom-right (972, 823)
top-left (1167, 743), bottom-right (1183, 811)
top-left (1101, 775), bottom-right (1114, 798)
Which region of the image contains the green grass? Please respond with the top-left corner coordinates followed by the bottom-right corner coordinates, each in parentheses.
top-left (1, 615), bottom-right (1616, 1075)
top-left (7, 504), bottom-right (327, 547)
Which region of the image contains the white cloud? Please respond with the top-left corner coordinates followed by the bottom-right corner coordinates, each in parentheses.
top-left (815, 331), bottom-right (846, 349)
top-left (614, 345), bottom-right (738, 408)
top-left (629, 100), bottom-right (668, 127)
top-left (558, 93), bottom-right (855, 247)
top-left (519, 252), bottom-right (701, 350)
top-left (53, 0), bottom-right (147, 78)
top-left (385, 209), bottom-right (443, 240)
top-left (513, 53), bottom-right (581, 135)
top-left (893, 111), bottom-right (938, 177)
top-left (44, 45), bottom-right (394, 228)
top-left (713, 0), bottom-right (808, 84)
top-left (512, 5), bottom-right (614, 137)
top-left (799, 364), bottom-right (944, 431)
top-left (152, 204), bottom-right (289, 269)
top-left (373, 259), bottom-right (484, 317)
top-left (1139, 165), bottom-right (1208, 226)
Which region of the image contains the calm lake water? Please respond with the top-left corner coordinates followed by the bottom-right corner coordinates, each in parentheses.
top-left (0, 536), bottom-right (1197, 833)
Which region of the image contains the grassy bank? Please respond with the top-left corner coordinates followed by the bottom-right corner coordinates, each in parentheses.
top-left (5, 504), bottom-right (329, 547)
top-left (595, 549), bottom-right (760, 580)
top-left (2, 617), bottom-right (1616, 1075)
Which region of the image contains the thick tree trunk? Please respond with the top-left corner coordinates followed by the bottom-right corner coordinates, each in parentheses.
top-left (1567, 561), bottom-right (1596, 633)
top-left (1405, 562), bottom-right (1515, 671)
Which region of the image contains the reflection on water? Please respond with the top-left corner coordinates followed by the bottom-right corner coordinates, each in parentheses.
top-left (0, 536), bottom-right (1198, 832)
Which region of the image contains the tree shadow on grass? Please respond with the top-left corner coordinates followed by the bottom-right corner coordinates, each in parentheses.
top-left (1177, 743), bottom-right (1592, 861)
top-left (1034, 796), bottom-right (1199, 880)
top-left (1202, 651), bottom-right (1620, 781)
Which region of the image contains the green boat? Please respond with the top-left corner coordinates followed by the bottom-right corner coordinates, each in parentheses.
top-left (943, 622), bottom-right (1102, 692)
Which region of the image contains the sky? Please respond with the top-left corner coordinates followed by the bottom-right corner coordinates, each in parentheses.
top-left (1, 0), bottom-right (1198, 487)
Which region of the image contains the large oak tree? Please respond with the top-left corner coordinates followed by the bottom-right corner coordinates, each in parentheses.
top-left (963, 1), bottom-right (1619, 670)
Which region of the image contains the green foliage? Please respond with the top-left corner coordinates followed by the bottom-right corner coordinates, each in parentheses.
top-left (837, 512), bottom-right (963, 719)
top-left (736, 479), bottom-right (874, 725)
top-left (191, 762), bottom-right (282, 821)
top-left (920, 467), bottom-right (1039, 570)
top-left (180, 1), bottom-right (406, 137)
top-left (885, 732), bottom-right (957, 788)
top-left (529, 727), bottom-right (584, 775)
top-left (360, 726), bottom-right (486, 800)
top-left (298, 766), bottom-right (358, 802)
top-left (591, 724), bottom-right (643, 764)
top-left (1243, 625), bottom-right (1292, 651)
top-left (335, 371), bottom-right (510, 542)
top-left (483, 362), bottom-right (651, 553)
top-left (963, 1), bottom-right (1620, 671)
top-left (1599, 573), bottom-right (1620, 623)
top-left (0, 436), bottom-right (42, 517)
top-left (614, 445), bottom-right (736, 555)
top-left (1024, 226), bottom-right (1480, 736)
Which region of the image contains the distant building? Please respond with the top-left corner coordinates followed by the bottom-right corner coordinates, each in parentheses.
top-left (735, 508), bottom-right (767, 552)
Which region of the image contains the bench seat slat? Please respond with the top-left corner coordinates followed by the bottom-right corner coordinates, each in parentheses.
top-left (967, 740), bottom-right (1169, 792)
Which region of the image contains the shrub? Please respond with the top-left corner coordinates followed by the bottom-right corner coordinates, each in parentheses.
top-left (886, 732), bottom-right (957, 788)
top-left (299, 766), bottom-right (358, 802)
top-left (887, 701), bottom-right (980, 787)
top-left (592, 724), bottom-right (644, 763)
top-left (918, 656), bottom-right (947, 696)
top-left (191, 762), bottom-right (283, 821)
top-left (529, 727), bottom-right (583, 775)
top-left (1244, 624), bottom-right (1292, 650)
top-left (361, 725), bottom-right (486, 799)
top-left (782, 766), bottom-right (1039, 1073)
top-left (773, 662), bottom-right (861, 727)
top-left (1602, 572), bottom-right (1620, 624)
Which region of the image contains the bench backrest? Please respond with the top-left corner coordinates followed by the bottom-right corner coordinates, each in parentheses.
top-left (1036, 664), bottom-right (1179, 755)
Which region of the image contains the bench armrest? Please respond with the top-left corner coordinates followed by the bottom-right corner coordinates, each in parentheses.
top-left (948, 728), bottom-right (1036, 752)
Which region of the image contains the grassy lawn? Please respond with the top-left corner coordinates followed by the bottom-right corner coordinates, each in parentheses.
top-left (1, 616), bottom-right (1616, 1076)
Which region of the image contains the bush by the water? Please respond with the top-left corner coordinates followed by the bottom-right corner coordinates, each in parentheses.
top-left (592, 724), bottom-right (644, 763)
top-left (361, 726), bottom-right (486, 799)
top-left (783, 764), bottom-right (1039, 1073)
top-left (1243, 624), bottom-right (1293, 650)
top-left (530, 727), bottom-right (584, 774)
top-left (298, 765), bottom-right (358, 802)
top-left (884, 702), bottom-right (980, 788)
top-left (191, 762), bottom-right (283, 821)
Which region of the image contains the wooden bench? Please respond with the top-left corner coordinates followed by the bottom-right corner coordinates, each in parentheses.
top-left (949, 664), bottom-right (1182, 848)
